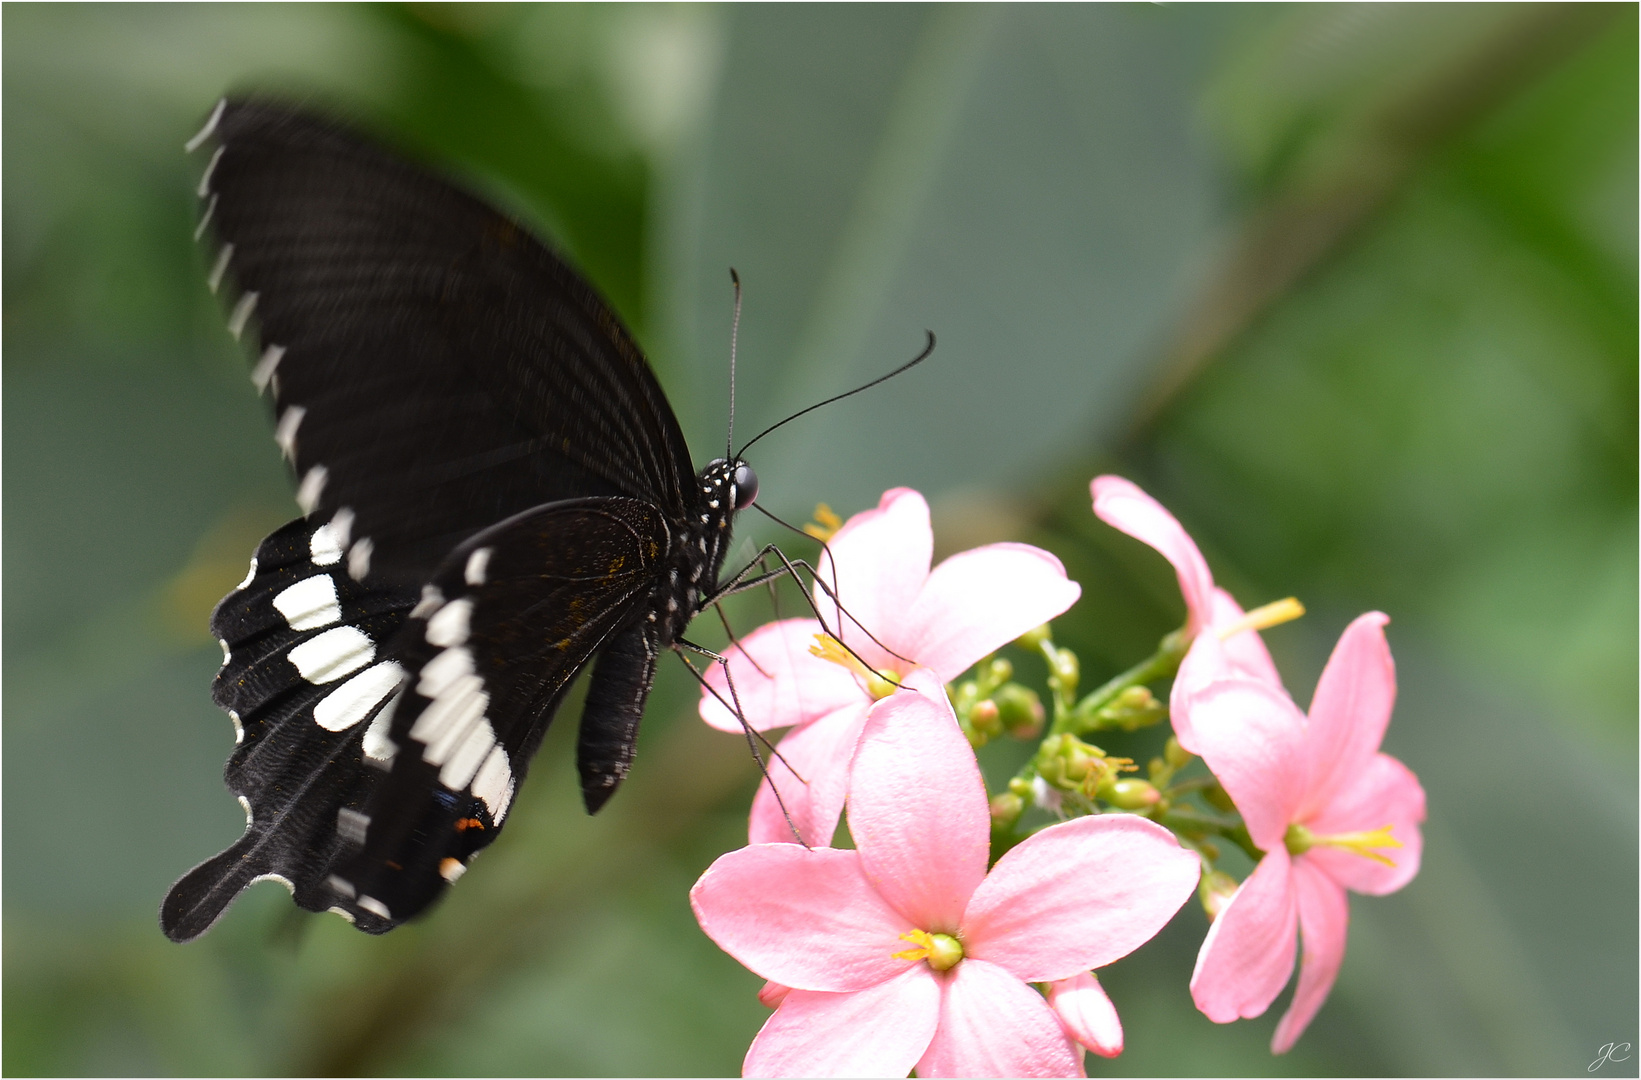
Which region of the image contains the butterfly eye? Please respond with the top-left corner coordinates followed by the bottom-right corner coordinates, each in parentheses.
top-left (732, 462), bottom-right (759, 509)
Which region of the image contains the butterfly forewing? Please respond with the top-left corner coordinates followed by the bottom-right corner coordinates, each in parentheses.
top-left (204, 101), bottom-right (692, 583)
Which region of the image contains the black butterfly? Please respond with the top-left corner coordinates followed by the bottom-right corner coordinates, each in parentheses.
top-left (160, 99), bottom-right (771, 941)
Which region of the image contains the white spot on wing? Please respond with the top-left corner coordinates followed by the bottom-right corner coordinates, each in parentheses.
top-left (287, 625), bottom-right (374, 684)
top-left (465, 547), bottom-right (492, 586)
top-left (275, 405), bottom-right (306, 462)
top-left (310, 509), bottom-right (352, 565)
top-left (413, 677), bottom-right (488, 765)
top-left (327, 874), bottom-right (356, 899)
top-left (227, 290), bottom-right (258, 340)
top-left (410, 585), bottom-right (445, 619)
top-left (273, 574), bottom-right (341, 631)
top-left (472, 745), bottom-right (513, 818)
top-left (229, 709), bottom-right (244, 744)
top-left (251, 344), bottom-right (285, 392)
top-left (185, 99), bottom-right (226, 152)
top-left (237, 795), bottom-right (253, 826)
top-left (357, 896), bottom-right (392, 920)
top-left (347, 537), bottom-right (373, 581)
top-left (438, 718), bottom-right (496, 790)
top-left (425, 598), bottom-right (472, 648)
top-left (193, 194), bottom-right (218, 241)
top-left (236, 556), bottom-right (258, 591)
top-left (208, 242), bottom-right (234, 293)
top-left (362, 691), bottom-right (401, 764)
top-left (327, 906), bottom-right (356, 924)
top-left (313, 660), bottom-right (404, 732)
top-left (197, 144), bottom-right (225, 197)
top-left (336, 808), bottom-right (370, 845)
top-left (219, 638), bottom-right (231, 667)
top-left (296, 465), bottom-right (328, 516)
top-left (417, 646), bottom-right (473, 698)
top-left (250, 873), bottom-right (295, 895)
top-left (439, 858), bottom-right (467, 883)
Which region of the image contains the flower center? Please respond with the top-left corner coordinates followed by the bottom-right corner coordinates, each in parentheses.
top-left (893, 929), bottom-right (964, 971)
top-left (1285, 822), bottom-right (1402, 867)
top-left (1216, 597), bottom-right (1306, 640)
top-left (809, 633), bottom-right (899, 699)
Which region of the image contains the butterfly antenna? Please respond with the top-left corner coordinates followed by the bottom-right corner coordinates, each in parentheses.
top-left (726, 269), bottom-right (743, 459)
top-left (735, 330), bottom-right (935, 459)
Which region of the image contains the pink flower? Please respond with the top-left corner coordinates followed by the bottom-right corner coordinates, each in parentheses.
top-left (1048, 972), bottom-right (1124, 1059)
top-left (691, 669), bottom-right (1200, 1078)
top-left (701, 488), bottom-right (1080, 845)
top-left (1090, 475), bottom-right (1282, 752)
top-left (1184, 613), bottom-right (1426, 1052)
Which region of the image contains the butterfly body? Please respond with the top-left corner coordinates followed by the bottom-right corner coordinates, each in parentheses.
top-left (161, 99), bottom-right (757, 941)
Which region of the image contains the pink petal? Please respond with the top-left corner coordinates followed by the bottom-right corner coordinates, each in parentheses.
top-left (1091, 475), bottom-right (1215, 633)
top-left (1207, 588), bottom-right (1282, 687)
top-left (914, 960), bottom-right (1085, 1078)
top-left (848, 670), bottom-right (989, 931)
top-left (900, 543), bottom-right (1081, 680)
top-left (1168, 632), bottom-right (1232, 754)
top-left (963, 814), bottom-right (1198, 982)
top-left (700, 618), bottom-right (864, 733)
top-left (1189, 847), bottom-right (1298, 1023)
top-left (1186, 680), bottom-right (1309, 850)
top-left (758, 981), bottom-right (792, 1009)
top-left (814, 488), bottom-right (932, 669)
top-left (1300, 613), bottom-right (1396, 817)
top-left (1271, 858), bottom-right (1351, 1053)
top-left (1049, 972), bottom-right (1123, 1058)
top-left (744, 966), bottom-right (942, 1078)
top-left (690, 845), bottom-right (913, 992)
top-left (747, 704), bottom-right (870, 846)
top-left (1303, 753), bottom-right (1425, 896)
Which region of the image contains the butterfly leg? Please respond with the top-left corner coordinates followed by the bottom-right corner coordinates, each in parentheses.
top-left (674, 641), bottom-right (810, 847)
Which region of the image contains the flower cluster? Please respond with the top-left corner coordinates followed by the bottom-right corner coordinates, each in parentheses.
top-left (690, 481), bottom-right (1426, 1075)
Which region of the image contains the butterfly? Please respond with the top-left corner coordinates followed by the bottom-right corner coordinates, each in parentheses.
top-left (160, 99), bottom-right (772, 942)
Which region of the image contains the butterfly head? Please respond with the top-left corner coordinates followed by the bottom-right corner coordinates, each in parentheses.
top-left (703, 457), bottom-right (759, 513)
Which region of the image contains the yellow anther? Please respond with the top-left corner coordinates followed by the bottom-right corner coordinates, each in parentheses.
top-left (1286, 822), bottom-right (1402, 867)
top-left (810, 634), bottom-right (899, 699)
top-left (803, 503), bottom-right (843, 542)
top-left (893, 929), bottom-right (964, 971)
top-left (1217, 597), bottom-right (1306, 640)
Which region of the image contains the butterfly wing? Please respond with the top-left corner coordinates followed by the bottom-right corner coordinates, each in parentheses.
top-left (198, 99), bottom-right (694, 583)
top-left (162, 514), bottom-right (418, 941)
top-left (325, 497), bottom-right (669, 928)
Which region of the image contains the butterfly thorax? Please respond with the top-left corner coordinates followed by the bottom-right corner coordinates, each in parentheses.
top-left (652, 457), bottom-right (754, 646)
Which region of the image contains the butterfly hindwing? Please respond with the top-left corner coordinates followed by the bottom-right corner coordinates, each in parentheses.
top-left (162, 515), bottom-right (418, 941)
top-left (199, 100), bottom-right (693, 584)
top-left (324, 497), bottom-right (670, 928)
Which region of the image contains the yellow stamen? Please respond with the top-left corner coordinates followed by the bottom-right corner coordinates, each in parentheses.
top-left (1217, 597), bottom-right (1306, 640)
top-left (1287, 822), bottom-right (1402, 867)
top-left (810, 633), bottom-right (898, 699)
top-left (803, 503), bottom-right (843, 542)
top-left (893, 929), bottom-right (964, 971)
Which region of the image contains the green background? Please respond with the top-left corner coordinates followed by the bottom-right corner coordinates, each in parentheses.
top-left (5, 3), bottom-right (1635, 1075)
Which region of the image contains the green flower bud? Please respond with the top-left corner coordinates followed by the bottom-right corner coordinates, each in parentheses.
top-left (969, 698), bottom-right (1003, 739)
top-left (1008, 776), bottom-right (1033, 798)
top-left (1051, 647), bottom-right (1080, 692)
top-left (1016, 623), bottom-right (1053, 650)
top-left (993, 683), bottom-right (1044, 739)
top-left (985, 657), bottom-right (1013, 687)
top-left (1093, 684), bottom-right (1165, 731)
top-left (990, 792), bottom-right (1024, 825)
top-left (1204, 783), bottom-right (1235, 813)
top-left (1164, 736), bottom-right (1192, 770)
top-left (1200, 870), bottom-right (1239, 921)
top-left (1100, 778), bottom-right (1161, 810)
